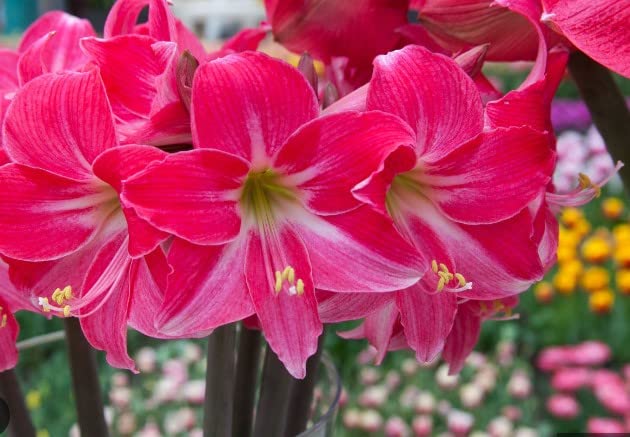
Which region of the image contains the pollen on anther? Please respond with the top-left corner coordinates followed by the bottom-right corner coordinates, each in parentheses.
top-left (431, 260), bottom-right (438, 273)
top-left (437, 277), bottom-right (446, 292)
top-left (274, 271), bottom-right (283, 293)
top-left (287, 268), bottom-right (295, 284)
top-left (296, 279), bottom-right (305, 295)
top-left (63, 285), bottom-right (73, 300)
top-left (439, 263), bottom-right (449, 274)
top-left (63, 305), bottom-right (71, 317)
top-left (455, 273), bottom-right (466, 287)
top-left (38, 297), bottom-right (51, 313)
top-left (0, 314), bottom-right (6, 328)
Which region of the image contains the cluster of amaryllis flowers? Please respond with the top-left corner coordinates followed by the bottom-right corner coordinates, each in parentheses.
top-left (0, 0), bottom-right (627, 379)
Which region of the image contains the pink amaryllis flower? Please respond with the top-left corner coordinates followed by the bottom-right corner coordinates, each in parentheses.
top-left (122, 51), bottom-right (422, 377)
top-left (350, 45), bottom-right (554, 363)
top-left (0, 69), bottom-right (171, 371)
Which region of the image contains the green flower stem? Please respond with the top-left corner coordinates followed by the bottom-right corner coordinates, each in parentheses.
top-left (232, 326), bottom-right (262, 437)
top-left (568, 51), bottom-right (630, 192)
top-left (203, 323), bottom-right (237, 437)
top-left (252, 345), bottom-right (294, 437)
top-left (0, 368), bottom-right (36, 437)
top-left (63, 318), bottom-right (109, 437)
top-left (284, 329), bottom-right (327, 436)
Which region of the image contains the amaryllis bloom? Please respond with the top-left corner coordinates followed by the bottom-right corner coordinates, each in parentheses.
top-left (122, 51), bottom-right (422, 378)
top-left (0, 70), bottom-right (170, 370)
top-left (352, 45), bottom-right (553, 363)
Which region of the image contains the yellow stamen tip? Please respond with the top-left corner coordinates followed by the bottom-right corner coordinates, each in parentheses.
top-left (296, 279), bottom-right (305, 295)
top-left (431, 260), bottom-right (438, 273)
top-left (288, 267), bottom-right (295, 284)
top-left (437, 277), bottom-right (445, 292)
top-left (274, 271), bottom-right (283, 293)
top-left (63, 285), bottom-right (73, 300)
top-left (455, 273), bottom-right (466, 287)
top-left (282, 266), bottom-right (292, 281)
top-left (63, 305), bottom-right (71, 318)
top-left (439, 263), bottom-right (449, 274)
top-left (1, 314), bottom-right (7, 328)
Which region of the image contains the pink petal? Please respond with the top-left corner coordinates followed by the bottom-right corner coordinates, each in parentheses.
top-left (220, 24), bottom-right (270, 54)
top-left (486, 48), bottom-right (569, 132)
top-left (316, 290), bottom-right (395, 323)
top-left (80, 35), bottom-right (172, 122)
top-left (105, 0), bottom-right (175, 42)
top-left (422, 127), bottom-right (555, 224)
top-left (543, 0), bottom-right (630, 78)
top-left (79, 232), bottom-right (136, 371)
top-left (0, 49), bottom-right (19, 90)
top-left (122, 149), bottom-right (248, 245)
top-left (18, 11), bottom-right (95, 71)
top-left (294, 206), bottom-right (423, 293)
top-left (338, 301), bottom-right (399, 365)
top-left (265, 0), bottom-right (408, 66)
top-left (417, 0), bottom-right (540, 61)
top-left (276, 111), bottom-right (415, 215)
top-left (17, 32), bottom-right (53, 84)
top-left (0, 296), bottom-right (19, 371)
top-left (127, 247), bottom-right (171, 338)
top-left (392, 193), bottom-right (544, 300)
top-left (245, 226), bottom-right (322, 379)
top-left (0, 164), bottom-right (117, 261)
top-left (396, 285), bottom-right (458, 362)
top-left (93, 145), bottom-right (169, 257)
top-left (368, 45), bottom-right (484, 162)
top-left (0, 261), bottom-right (32, 312)
top-left (4, 221), bottom-right (125, 307)
top-left (3, 70), bottom-right (117, 180)
top-left (191, 51), bottom-right (318, 162)
top-left (156, 238), bottom-right (254, 336)
top-left (175, 20), bottom-right (206, 61)
top-left (442, 302), bottom-right (481, 374)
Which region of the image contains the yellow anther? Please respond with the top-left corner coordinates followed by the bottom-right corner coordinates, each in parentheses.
top-left (287, 267), bottom-right (295, 284)
top-left (493, 300), bottom-right (504, 311)
top-left (455, 273), bottom-right (466, 287)
top-left (578, 173), bottom-right (601, 197)
top-left (63, 305), bottom-right (71, 318)
top-left (437, 277), bottom-right (446, 292)
top-left (296, 279), bottom-right (305, 295)
top-left (1, 314), bottom-right (6, 328)
top-left (63, 285), bottom-right (73, 300)
top-left (439, 263), bottom-right (449, 274)
top-left (274, 271), bottom-right (283, 293)
top-left (282, 266), bottom-right (292, 281)
top-left (431, 260), bottom-right (438, 273)
top-left (52, 288), bottom-right (62, 305)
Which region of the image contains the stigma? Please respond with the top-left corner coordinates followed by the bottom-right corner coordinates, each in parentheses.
top-left (431, 260), bottom-right (472, 293)
top-left (273, 265), bottom-right (305, 296)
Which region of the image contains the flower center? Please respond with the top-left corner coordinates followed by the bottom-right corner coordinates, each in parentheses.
top-left (240, 169), bottom-right (296, 224)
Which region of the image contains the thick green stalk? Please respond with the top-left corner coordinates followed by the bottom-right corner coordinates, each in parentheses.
top-left (568, 51), bottom-right (630, 192)
top-left (203, 324), bottom-right (237, 437)
top-left (64, 318), bottom-right (109, 437)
